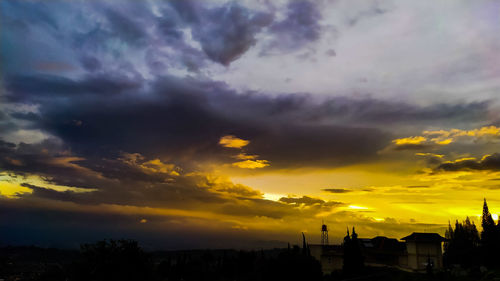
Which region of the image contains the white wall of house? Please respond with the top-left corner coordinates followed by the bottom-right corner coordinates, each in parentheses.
top-left (406, 241), bottom-right (443, 270)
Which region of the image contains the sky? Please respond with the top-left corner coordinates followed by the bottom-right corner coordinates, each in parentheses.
top-left (1, 0), bottom-right (500, 250)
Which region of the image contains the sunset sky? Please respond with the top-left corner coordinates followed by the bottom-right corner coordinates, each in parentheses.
top-left (1, 0), bottom-right (500, 249)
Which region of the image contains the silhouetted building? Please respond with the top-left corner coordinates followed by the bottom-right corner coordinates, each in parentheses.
top-left (360, 236), bottom-right (407, 267)
top-left (309, 244), bottom-right (343, 273)
top-left (309, 225), bottom-right (446, 274)
top-left (401, 232), bottom-right (446, 270)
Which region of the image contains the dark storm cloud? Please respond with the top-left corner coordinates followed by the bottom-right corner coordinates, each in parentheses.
top-left (0, 121), bottom-right (18, 135)
top-left (323, 188), bottom-right (353, 193)
top-left (0, 198), bottom-right (141, 248)
top-left (247, 124), bottom-right (386, 169)
top-left (156, 16), bottom-right (184, 40)
top-left (0, 136), bottom-right (350, 226)
top-left (415, 153), bottom-right (444, 166)
top-left (3, 0), bottom-right (493, 250)
top-left (191, 4), bottom-right (273, 65)
top-left (79, 56), bottom-right (102, 72)
top-left (391, 143), bottom-right (431, 151)
top-left (5, 74), bottom-right (141, 102)
top-left (279, 196), bottom-right (324, 205)
top-left (1, 0), bottom-right (275, 76)
top-left (0, 140), bottom-right (290, 218)
top-left (435, 153), bottom-right (500, 172)
top-left (15, 175), bottom-right (337, 221)
top-left (9, 111), bottom-right (40, 122)
top-left (3, 71), bottom-right (492, 171)
top-left (0, 139), bottom-right (16, 152)
top-left (72, 0), bottom-right (160, 49)
top-left (168, 0), bottom-right (201, 24)
top-left (264, 0), bottom-right (322, 54)
top-left (0, 0), bottom-right (60, 30)
top-left (15, 172), bottom-right (226, 209)
top-left (5, 74), bottom-right (386, 169)
top-left (21, 183), bottom-right (92, 203)
top-left (0, 111), bottom-right (7, 121)
top-left (103, 8), bottom-right (148, 45)
top-left (0, 139), bottom-right (104, 189)
top-left (0, 151), bottom-right (226, 210)
top-left (1, 155), bottom-right (349, 243)
top-left (0, 197), bottom-right (281, 250)
top-left (218, 196), bottom-right (345, 219)
top-left (311, 98), bottom-right (489, 125)
top-left (0, 140), bottom-right (226, 208)
top-left (97, 0), bottom-right (274, 66)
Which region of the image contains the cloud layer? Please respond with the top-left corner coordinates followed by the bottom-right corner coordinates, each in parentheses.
top-left (1, 0), bottom-right (500, 249)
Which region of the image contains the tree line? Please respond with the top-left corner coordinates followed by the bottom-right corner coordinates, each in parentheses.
top-left (444, 199), bottom-right (500, 268)
top-left (1, 239), bottom-right (322, 281)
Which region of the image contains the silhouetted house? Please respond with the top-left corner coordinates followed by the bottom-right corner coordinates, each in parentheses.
top-left (310, 230), bottom-right (446, 274)
top-left (309, 244), bottom-right (343, 273)
top-left (401, 232), bottom-right (446, 270)
top-left (360, 236), bottom-right (407, 267)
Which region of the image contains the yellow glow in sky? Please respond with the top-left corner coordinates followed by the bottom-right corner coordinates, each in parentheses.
top-left (0, 181), bottom-right (32, 198)
top-left (0, 174), bottom-right (96, 197)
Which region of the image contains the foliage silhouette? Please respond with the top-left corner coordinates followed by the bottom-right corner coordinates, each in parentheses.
top-left (70, 239), bottom-right (154, 281)
top-left (342, 226), bottom-right (364, 274)
top-left (443, 217), bottom-right (480, 267)
top-left (481, 199), bottom-right (500, 267)
top-left (262, 247), bottom-right (322, 281)
top-left (443, 199), bottom-right (500, 269)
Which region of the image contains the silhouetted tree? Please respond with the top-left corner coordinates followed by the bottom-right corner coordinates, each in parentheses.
top-left (154, 246), bottom-right (321, 281)
top-left (482, 199), bottom-right (496, 236)
top-left (443, 217), bottom-right (480, 267)
top-left (481, 199), bottom-right (500, 267)
top-left (302, 232), bottom-right (310, 256)
top-left (69, 239), bottom-right (154, 281)
top-left (343, 227), bottom-right (364, 274)
top-left (262, 247), bottom-right (322, 281)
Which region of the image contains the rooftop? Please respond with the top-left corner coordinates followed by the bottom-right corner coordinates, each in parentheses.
top-left (401, 232), bottom-right (447, 242)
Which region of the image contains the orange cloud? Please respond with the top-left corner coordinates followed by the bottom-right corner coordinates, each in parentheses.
top-left (392, 136), bottom-right (427, 146)
top-left (219, 135), bottom-right (250, 148)
top-left (141, 159), bottom-right (180, 176)
top-left (233, 153), bottom-right (258, 160)
top-left (120, 152), bottom-right (180, 176)
top-left (389, 126), bottom-right (500, 152)
top-left (232, 159), bottom-right (270, 169)
top-left (415, 153), bottom-right (444, 158)
top-left (423, 126), bottom-right (500, 144)
top-left (433, 138), bottom-right (453, 145)
top-left (217, 137), bottom-right (269, 168)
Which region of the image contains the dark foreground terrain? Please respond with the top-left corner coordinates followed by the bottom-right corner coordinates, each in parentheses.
top-left (1, 241), bottom-right (500, 281)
